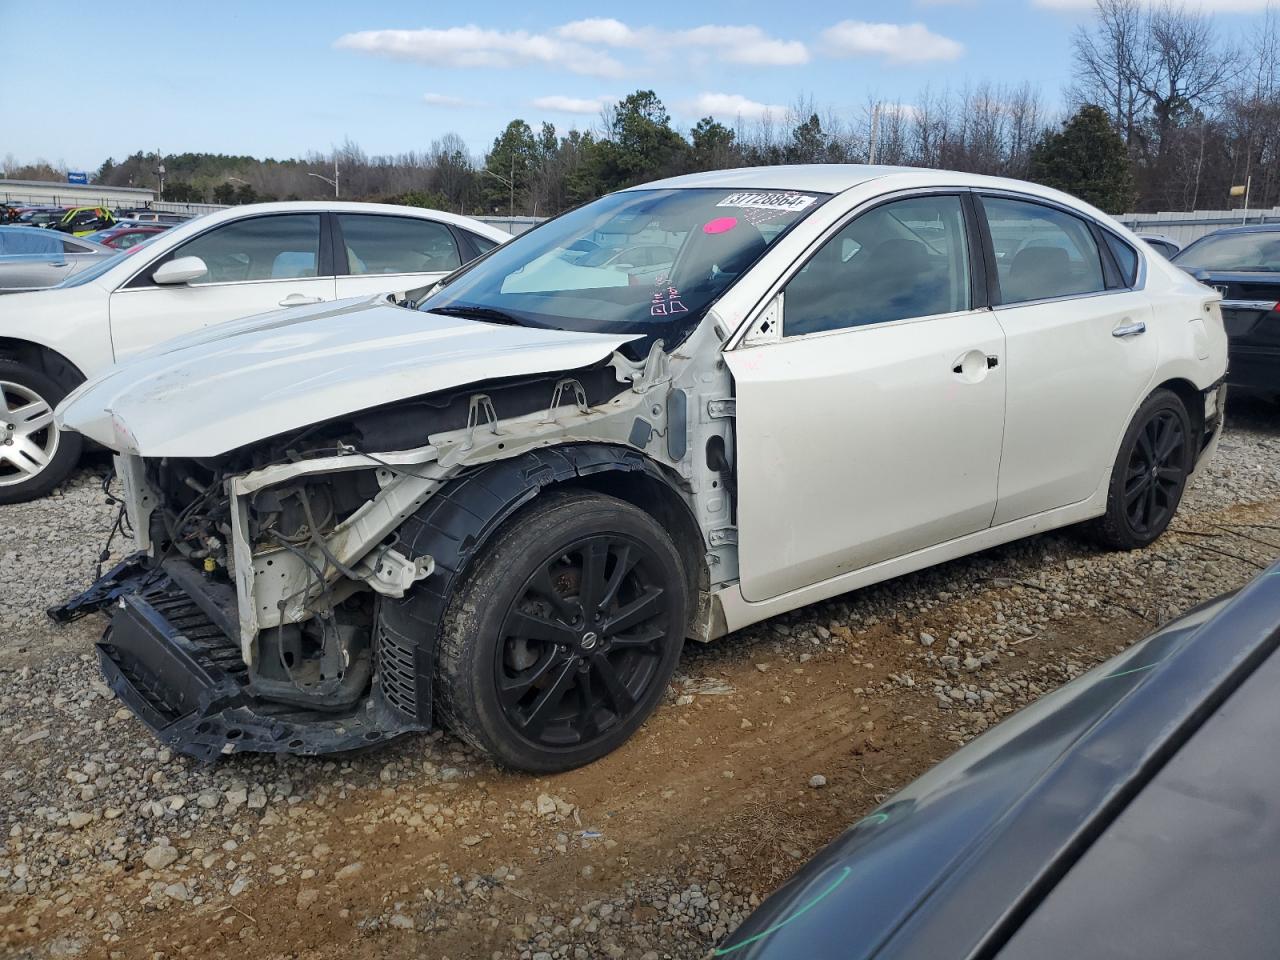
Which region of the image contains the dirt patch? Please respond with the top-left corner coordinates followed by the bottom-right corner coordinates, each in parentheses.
top-left (3, 402), bottom-right (1280, 959)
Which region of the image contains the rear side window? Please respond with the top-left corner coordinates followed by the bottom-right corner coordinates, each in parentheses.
top-left (982, 196), bottom-right (1106, 304)
top-left (169, 214), bottom-right (321, 283)
top-left (1104, 232), bottom-right (1139, 286)
top-left (338, 214), bottom-right (461, 276)
top-left (0, 230), bottom-right (61, 255)
top-left (465, 231), bottom-right (499, 255)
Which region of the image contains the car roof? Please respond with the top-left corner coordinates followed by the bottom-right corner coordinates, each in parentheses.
top-left (629, 164), bottom-right (919, 193)
top-left (161, 200), bottom-right (510, 242)
top-left (1200, 223), bottom-right (1280, 236)
top-left (725, 558), bottom-right (1280, 959)
top-left (627, 164), bottom-right (1089, 202)
top-left (1000, 639), bottom-right (1280, 959)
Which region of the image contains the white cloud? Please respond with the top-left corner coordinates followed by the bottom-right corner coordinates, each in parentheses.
top-left (556, 19), bottom-right (809, 66)
top-left (878, 102), bottom-right (922, 121)
top-left (1034, 0), bottom-right (1271, 8)
top-left (675, 25), bottom-right (810, 65)
top-left (422, 92), bottom-right (471, 107)
top-left (821, 21), bottom-right (964, 63)
top-left (531, 94), bottom-right (617, 114)
top-left (681, 92), bottom-right (788, 121)
top-left (556, 18), bottom-right (641, 46)
top-left (335, 26), bottom-right (624, 77)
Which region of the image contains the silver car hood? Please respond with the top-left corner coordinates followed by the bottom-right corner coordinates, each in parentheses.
top-left (57, 295), bottom-right (639, 457)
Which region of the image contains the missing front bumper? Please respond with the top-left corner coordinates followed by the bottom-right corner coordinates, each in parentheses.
top-left (53, 561), bottom-right (423, 762)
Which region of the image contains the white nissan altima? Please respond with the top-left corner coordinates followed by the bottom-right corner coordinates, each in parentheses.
top-left (55, 165), bottom-right (1227, 773)
top-left (0, 201), bottom-right (509, 503)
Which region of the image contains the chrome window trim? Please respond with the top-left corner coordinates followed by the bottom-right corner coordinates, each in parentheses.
top-left (112, 274), bottom-right (331, 294)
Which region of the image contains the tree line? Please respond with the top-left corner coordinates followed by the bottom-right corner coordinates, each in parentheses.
top-left (5, 1), bottom-right (1276, 217)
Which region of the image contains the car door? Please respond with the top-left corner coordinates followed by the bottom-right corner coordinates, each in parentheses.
top-left (727, 192), bottom-right (1007, 603)
top-left (108, 212), bottom-right (336, 360)
top-left (333, 213), bottom-right (464, 298)
top-left (978, 194), bottom-right (1158, 525)
top-left (0, 229), bottom-right (69, 289)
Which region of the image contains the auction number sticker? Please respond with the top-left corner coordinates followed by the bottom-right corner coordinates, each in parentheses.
top-left (717, 192), bottom-right (817, 212)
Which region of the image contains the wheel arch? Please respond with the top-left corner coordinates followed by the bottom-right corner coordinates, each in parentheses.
top-left (0, 337), bottom-right (88, 390)
top-left (1153, 376), bottom-right (1206, 441)
top-left (374, 443), bottom-right (707, 728)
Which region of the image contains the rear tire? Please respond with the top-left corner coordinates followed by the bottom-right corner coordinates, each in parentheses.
top-left (1089, 388), bottom-right (1193, 550)
top-left (0, 359), bottom-right (82, 505)
top-left (433, 491), bottom-right (687, 773)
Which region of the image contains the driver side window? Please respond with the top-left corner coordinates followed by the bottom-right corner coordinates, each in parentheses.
top-left (167, 214), bottom-right (322, 284)
top-left (784, 195), bottom-right (972, 337)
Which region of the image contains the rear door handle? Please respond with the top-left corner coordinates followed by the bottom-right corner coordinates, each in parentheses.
top-left (1112, 320), bottom-right (1147, 338)
top-left (279, 294), bottom-right (323, 307)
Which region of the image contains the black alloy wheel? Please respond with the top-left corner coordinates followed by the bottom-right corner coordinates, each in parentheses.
top-left (496, 533), bottom-right (671, 748)
top-left (432, 491), bottom-right (688, 772)
top-left (1092, 388), bottom-right (1193, 550)
top-left (1122, 408), bottom-right (1187, 537)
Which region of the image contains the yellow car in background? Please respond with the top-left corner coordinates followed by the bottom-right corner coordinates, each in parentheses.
top-left (52, 206), bottom-right (115, 236)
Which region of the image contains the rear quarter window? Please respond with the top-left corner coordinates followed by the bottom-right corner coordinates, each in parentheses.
top-left (1104, 232), bottom-right (1139, 286)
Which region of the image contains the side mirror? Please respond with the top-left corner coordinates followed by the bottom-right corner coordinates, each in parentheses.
top-left (153, 256), bottom-right (208, 285)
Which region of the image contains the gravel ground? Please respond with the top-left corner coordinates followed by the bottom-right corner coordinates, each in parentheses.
top-left (1, 397), bottom-right (1278, 959)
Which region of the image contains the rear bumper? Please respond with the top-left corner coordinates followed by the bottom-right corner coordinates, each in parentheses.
top-left (1192, 382), bottom-right (1226, 479)
top-left (56, 560), bottom-right (422, 762)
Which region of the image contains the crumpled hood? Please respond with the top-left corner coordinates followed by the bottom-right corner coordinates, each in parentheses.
top-left (56, 295), bottom-right (638, 457)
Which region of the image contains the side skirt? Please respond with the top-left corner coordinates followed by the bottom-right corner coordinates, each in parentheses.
top-left (712, 496), bottom-right (1106, 637)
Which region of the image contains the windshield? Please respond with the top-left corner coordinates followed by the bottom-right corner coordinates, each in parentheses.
top-left (1173, 231), bottom-right (1280, 272)
top-left (417, 187), bottom-right (827, 351)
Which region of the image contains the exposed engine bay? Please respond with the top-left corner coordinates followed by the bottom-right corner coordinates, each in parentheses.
top-left (52, 329), bottom-right (739, 761)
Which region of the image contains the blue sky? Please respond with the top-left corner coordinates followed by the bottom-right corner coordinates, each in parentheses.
top-left (1, 1), bottom-right (1272, 171)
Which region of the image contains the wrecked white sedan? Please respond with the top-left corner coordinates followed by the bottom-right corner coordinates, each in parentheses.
top-left (53, 166), bottom-right (1227, 772)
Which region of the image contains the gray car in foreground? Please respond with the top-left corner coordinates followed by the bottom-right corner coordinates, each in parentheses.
top-left (0, 226), bottom-right (115, 291)
top-left (719, 557), bottom-right (1280, 959)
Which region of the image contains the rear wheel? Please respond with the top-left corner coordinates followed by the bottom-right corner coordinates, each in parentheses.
top-left (1090, 388), bottom-right (1192, 550)
top-left (433, 491), bottom-right (687, 773)
top-left (0, 359), bottom-right (82, 505)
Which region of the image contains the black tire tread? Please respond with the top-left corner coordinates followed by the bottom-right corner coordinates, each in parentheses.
top-left (1088, 387), bottom-right (1192, 551)
top-left (434, 490), bottom-right (686, 772)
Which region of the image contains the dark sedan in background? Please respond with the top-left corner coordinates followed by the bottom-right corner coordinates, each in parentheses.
top-left (1174, 224), bottom-right (1280, 397)
top-left (717, 558), bottom-right (1280, 959)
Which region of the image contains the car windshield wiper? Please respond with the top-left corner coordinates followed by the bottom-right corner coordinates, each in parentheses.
top-left (427, 304), bottom-right (528, 327)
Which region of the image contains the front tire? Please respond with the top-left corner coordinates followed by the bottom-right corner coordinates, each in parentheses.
top-left (433, 491), bottom-right (688, 773)
top-left (0, 359), bottom-right (83, 505)
top-left (1090, 388), bottom-right (1193, 550)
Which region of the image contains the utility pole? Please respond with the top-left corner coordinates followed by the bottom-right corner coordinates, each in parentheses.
top-left (155, 149), bottom-right (165, 201)
top-left (868, 103), bottom-right (881, 165)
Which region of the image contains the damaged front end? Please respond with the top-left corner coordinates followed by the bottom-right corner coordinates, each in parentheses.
top-left (54, 439), bottom-right (446, 760)
top-left (52, 332), bottom-right (734, 762)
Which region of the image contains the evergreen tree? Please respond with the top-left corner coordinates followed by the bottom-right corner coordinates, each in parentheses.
top-left (1029, 105), bottom-right (1135, 213)
top-left (483, 120), bottom-right (538, 214)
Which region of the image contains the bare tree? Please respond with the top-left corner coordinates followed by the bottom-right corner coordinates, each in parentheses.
top-left (1070, 0), bottom-right (1152, 148)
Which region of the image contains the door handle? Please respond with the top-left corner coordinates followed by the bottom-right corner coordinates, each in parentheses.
top-left (279, 294), bottom-right (323, 307)
top-left (951, 349), bottom-right (994, 382)
top-left (1112, 320), bottom-right (1147, 338)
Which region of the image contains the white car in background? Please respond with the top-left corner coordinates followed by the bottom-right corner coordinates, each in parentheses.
top-left (0, 201), bottom-right (508, 502)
